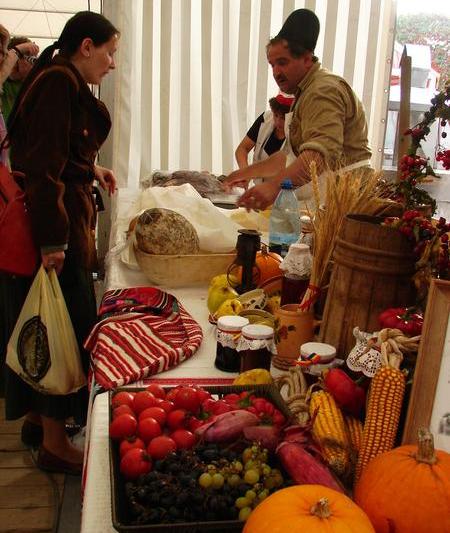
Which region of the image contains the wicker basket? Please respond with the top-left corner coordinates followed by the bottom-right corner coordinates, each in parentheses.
top-left (134, 245), bottom-right (236, 287)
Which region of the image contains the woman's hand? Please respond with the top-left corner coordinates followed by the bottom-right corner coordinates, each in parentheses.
top-left (223, 169), bottom-right (252, 191)
top-left (237, 180), bottom-right (281, 211)
top-left (95, 164), bottom-right (117, 196)
top-left (42, 251), bottom-right (65, 275)
top-left (16, 41), bottom-right (39, 57)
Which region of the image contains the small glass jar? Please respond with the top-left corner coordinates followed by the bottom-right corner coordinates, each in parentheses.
top-left (237, 324), bottom-right (274, 372)
top-left (215, 315), bottom-right (249, 372)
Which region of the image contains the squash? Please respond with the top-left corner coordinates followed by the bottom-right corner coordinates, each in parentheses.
top-left (354, 429), bottom-right (450, 533)
top-left (233, 245), bottom-right (282, 287)
top-left (243, 485), bottom-right (375, 533)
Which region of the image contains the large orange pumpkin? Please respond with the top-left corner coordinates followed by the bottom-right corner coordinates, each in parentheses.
top-left (354, 429), bottom-right (450, 533)
top-left (243, 485), bottom-right (375, 533)
top-left (231, 244), bottom-right (282, 286)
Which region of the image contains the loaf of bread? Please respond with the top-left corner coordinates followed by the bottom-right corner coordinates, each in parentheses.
top-left (134, 208), bottom-right (200, 255)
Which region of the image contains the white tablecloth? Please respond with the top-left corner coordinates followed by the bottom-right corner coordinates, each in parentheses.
top-left (80, 186), bottom-right (276, 531)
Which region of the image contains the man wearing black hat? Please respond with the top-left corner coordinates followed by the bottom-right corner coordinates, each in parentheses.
top-left (225, 8), bottom-right (372, 210)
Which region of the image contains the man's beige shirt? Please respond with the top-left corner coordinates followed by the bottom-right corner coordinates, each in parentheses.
top-left (289, 62), bottom-right (372, 168)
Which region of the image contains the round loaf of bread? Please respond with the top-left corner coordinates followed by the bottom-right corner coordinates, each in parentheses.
top-left (135, 208), bottom-right (200, 255)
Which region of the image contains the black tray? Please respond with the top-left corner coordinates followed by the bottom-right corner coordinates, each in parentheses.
top-left (110, 383), bottom-right (292, 532)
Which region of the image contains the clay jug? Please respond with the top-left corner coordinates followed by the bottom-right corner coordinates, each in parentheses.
top-left (273, 304), bottom-right (317, 368)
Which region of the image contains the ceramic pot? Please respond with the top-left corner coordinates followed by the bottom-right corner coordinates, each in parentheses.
top-left (273, 304), bottom-right (317, 362)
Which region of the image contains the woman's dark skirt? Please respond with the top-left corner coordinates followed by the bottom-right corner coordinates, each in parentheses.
top-left (0, 260), bottom-right (97, 424)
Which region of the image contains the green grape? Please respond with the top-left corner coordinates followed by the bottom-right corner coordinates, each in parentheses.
top-left (235, 496), bottom-right (251, 509)
top-left (264, 476), bottom-right (276, 489)
top-left (251, 445), bottom-right (259, 454)
top-left (258, 450), bottom-right (269, 463)
top-left (244, 459), bottom-right (260, 471)
top-left (258, 489), bottom-right (269, 501)
top-left (271, 469), bottom-right (284, 487)
top-left (238, 506), bottom-right (252, 521)
top-left (244, 469), bottom-right (260, 485)
top-left (232, 460), bottom-right (243, 473)
top-left (198, 472), bottom-right (212, 488)
top-left (242, 447), bottom-right (253, 463)
top-left (207, 464), bottom-right (217, 474)
top-left (211, 473), bottom-right (224, 489)
top-left (245, 489), bottom-right (257, 502)
top-left (261, 464), bottom-right (271, 476)
top-left (227, 474), bottom-right (242, 487)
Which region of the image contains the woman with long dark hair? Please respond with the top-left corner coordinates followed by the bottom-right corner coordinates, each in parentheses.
top-left (1, 11), bottom-right (119, 474)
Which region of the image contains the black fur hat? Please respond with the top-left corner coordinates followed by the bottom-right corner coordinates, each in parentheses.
top-left (276, 8), bottom-right (320, 52)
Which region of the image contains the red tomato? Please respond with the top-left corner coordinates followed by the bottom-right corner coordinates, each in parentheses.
top-left (166, 386), bottom-right (182, 402)
top-left (147, 436), bottom-right (177, 460)
top-left (113, 404), bottom-right (136, 419)
top-left (195, 388), bottom-right (212, 403)
top-left (109, 414), bottom-right (137, 440)
top-left (133, 391), bottom-right (158, 414)
top-left (119, 436), bottom-right (145, 457)
top-left (146, 383), bottom-right (166, 399)
top-left (174, 387), bottom-right (201, 413)
top-left (211, 399), bottom-right (232, 415)
top-left (120, 448), bottom-right (152, 480)
top-left (137, 417), bottom-right (162, 443)
top-left (166, 409), bottom-right (188, 430)
top-left (157, 399), bottom-right (175, 414)
top-left (170, 429), bottom-right (196, 450)
top-left (139, 406), bottom-right (167, 426)
top-left (111, 391), bottom-right (135, 409)
top-left (187, 416), bottom-right (204, 432)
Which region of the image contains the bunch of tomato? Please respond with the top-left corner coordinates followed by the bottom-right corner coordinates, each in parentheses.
top-left (110, 384), bottom-right (286, 480)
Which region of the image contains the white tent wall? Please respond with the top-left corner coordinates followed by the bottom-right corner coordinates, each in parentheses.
top-left (100, 0), bottom-right (396, 190)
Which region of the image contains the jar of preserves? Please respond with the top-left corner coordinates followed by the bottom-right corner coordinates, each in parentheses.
top-left (215, 315), bottom-right (249, 372)
top-left (237, 324), bottom-right (274, 372)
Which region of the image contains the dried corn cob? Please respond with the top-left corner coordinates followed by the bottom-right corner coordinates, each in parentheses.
top-left (355, 350), bottom-right (405, 482)
top-left (309, 390), bottom-right (350, 475)
top-left (345, 415), bottom-right (364, 453)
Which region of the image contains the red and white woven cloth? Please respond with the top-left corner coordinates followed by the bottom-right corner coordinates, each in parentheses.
top-left (85, 287), bottom-right (203, 389)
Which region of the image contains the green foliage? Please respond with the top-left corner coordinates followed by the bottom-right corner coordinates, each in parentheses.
top-left (396, 13), bottom-right (450, 90)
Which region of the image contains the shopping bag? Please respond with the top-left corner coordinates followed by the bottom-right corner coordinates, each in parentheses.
top-left (6, 265), bottom-right (87, 395)
top-left (0, 164), bottom-right (39, 276)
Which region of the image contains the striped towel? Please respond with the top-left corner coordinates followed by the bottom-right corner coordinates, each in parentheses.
top-left (85, 287), bottom-right (203, 389)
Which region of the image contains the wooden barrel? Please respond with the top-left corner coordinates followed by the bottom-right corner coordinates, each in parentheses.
top-left (319, 214), bottom-right (416, 357)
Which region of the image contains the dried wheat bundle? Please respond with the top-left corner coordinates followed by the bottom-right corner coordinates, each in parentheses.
top-left (299, 163), bottom-right (389, 311)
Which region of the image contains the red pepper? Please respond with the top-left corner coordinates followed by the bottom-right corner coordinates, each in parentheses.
top-left (378, 307), bottom-right (423, 337)
top-left (323, 369), bottom-right (366, 417)
top-left (249, 397), bottom-right (286, 427)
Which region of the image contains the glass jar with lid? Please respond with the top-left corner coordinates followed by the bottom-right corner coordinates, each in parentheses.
top-left (215, 315), bottom-right (249, 372)
top-left (237, 324), bottom-right (274, 372)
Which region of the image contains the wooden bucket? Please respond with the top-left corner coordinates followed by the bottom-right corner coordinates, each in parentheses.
top-left (319, 214), bottom-right (416, 357)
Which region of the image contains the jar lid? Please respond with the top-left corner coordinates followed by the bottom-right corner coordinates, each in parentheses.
top-left (217, 315), bottom-right (249, 332)
top-left (241, 324), bottom-right (274, 340)
top-left (300, 342), bottom-right (336, 363)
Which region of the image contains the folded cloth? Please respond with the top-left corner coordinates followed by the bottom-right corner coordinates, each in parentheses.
top-left (85, 287), bottom-right (203, 389)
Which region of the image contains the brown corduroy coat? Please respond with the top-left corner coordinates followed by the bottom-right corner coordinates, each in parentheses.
top-left (9, 56), bottom-right (111, 270)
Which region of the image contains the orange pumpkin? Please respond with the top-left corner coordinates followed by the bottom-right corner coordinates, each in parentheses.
top-left (243, 485), bottom-right (375, 533)
top-left (354, 429), bottom-right (450, 533)
top-left (231, 245), bottom-right (282, 287)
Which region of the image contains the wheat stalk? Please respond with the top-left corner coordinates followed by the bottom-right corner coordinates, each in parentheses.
top-left (299, 165), bottom-right (391, 311)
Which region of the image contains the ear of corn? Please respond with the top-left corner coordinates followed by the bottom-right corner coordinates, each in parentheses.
top-left (345, 415), bottom-right (364, 453)
top-left (355, 366), bottom-right (405, 482)
top-left (309, 390), bottom-right (350, 475)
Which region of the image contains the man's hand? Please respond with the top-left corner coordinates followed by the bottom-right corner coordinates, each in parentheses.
top-left (236, 180), bottom-right (281, 211)
top-left (95, 164), bottom-right (117, 196)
